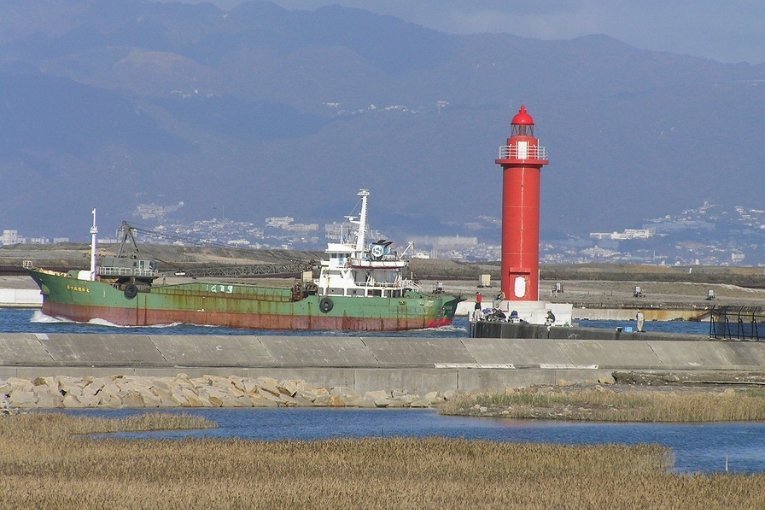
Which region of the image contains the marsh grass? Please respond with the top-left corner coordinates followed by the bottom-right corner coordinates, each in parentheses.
top-left (442, 386), bottom-right (765, 422)
top-left (0, 413), bottom-right (763, 509)
top-left (0, 412), bottom-right (216, 439)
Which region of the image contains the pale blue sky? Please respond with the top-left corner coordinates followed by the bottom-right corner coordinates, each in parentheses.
top-left (178, 0), bottom-right (765, 64)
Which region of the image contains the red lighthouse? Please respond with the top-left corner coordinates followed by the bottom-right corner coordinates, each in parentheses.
top-left (495, 105), bottom-right (549, 302)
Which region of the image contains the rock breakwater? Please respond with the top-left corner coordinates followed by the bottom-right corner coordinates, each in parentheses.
top-left (0, 374), bottom-right (452, 411)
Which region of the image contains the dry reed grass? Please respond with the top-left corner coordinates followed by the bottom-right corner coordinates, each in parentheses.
top-left (0, 412), bottom-right (763, 509)
top-left (441, 386), bottom-right (765, 422)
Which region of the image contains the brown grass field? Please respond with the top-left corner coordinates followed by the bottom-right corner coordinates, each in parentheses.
top-left (441, 385), bottom-right (765, 422)
top-left (0, 412), bottom-right (763, 509)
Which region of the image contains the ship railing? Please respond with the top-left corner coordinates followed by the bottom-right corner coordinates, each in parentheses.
top-left (359, 282), bottom-right (407, 288)
top-left (497, 144), bottom-right (547, 160)
top-left (98, 266), bottom-right (160, 278)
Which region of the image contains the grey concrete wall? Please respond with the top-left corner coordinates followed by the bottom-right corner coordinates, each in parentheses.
top-left (1, 332), bottom-right (763, 393)
top-left (0, 289), bottom-right (42, 307)
top-left (472, 321), bottom-right (715, 341)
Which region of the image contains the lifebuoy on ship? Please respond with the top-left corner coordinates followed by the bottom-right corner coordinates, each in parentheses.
top-left (124, 283), bottom-right (138, 299)
top-left (319, 297), bottom-right (333, 313)
top-left (371, 244), bottom-right (384, 259)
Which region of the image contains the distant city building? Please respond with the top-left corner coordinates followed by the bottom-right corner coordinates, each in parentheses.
top-left (53, 237), bottom-right (71, 244)
top-left (580, 246), bottom-right (619, 259)
top-left (266, 216), bottom-right (294, 228)
top-left (590, 228), bottom-right (655, 240)
top-left (410, 235), bottom-right (478, 249)
top-left (265, 216), bottom-right (318, 233)
top-left (284, 223), bottom-right (319, 233)
top-left (1, 229), bottom-right (19, 245)
top-left (134, 202), bottom-right (184, 221)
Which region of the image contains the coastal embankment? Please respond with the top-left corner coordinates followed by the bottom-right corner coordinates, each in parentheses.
top-left (2, 332), bottom-right (763, 409)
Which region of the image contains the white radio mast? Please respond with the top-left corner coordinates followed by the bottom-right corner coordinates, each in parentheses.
top-left (89, 208), bottom-right (98, 281)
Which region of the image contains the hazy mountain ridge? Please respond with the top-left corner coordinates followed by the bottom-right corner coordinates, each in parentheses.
top-left (1, 0), bottom-right (763, 242)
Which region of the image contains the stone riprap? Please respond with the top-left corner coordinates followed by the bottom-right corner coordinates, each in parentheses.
top-left (0, 374), bottom-right (452, 410)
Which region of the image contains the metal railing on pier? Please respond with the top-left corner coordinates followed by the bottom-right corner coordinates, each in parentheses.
top-left (709, 306), bottom-right (763, 341)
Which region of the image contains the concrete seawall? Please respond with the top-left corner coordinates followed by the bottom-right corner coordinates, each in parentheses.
top-left (0, 289), bottom-right (42, 308)
top-left (2, 332), bottom-right (763, 396)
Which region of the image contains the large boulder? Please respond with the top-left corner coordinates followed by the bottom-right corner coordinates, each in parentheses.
top-left (7, 377), bottom-right (34, 393)
top-left (256, 376), bottom-right (281, 397)
top-left (121, 391), bottom-right (146, 408)
top-left (277, 379), bottom-right (300, 397)
top-left (9, 390), bottom-right (36, 407)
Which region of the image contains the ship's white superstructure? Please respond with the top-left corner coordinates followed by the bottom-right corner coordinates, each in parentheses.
top-left (316, 189), bottom-right (418, 298)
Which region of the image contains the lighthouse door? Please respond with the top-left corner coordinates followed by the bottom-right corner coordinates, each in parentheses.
top-left (516, 141), bottom-right (528, 159)
top-left (513, 276), bottom-right (527, 298)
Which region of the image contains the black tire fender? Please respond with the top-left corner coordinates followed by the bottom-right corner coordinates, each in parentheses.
top-left (124, 283), bottom-right (138, 299)
top-left (319, 297), bottom-right (333, 313)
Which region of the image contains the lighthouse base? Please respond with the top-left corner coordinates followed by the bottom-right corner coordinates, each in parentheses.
top-left (471, 300), bottom-right (573, 327)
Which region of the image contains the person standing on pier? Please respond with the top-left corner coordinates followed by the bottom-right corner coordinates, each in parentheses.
top-left (636, 310), bottom-right (645, 332)
top-left (493, 291), bottom-right (505, 309)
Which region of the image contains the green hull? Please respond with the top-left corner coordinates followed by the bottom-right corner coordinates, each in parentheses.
top-left (28, 269), bottom-right (462, 331)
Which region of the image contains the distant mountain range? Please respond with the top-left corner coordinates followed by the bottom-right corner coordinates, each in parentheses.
top-left (2, 0), bottom-right (764, 243)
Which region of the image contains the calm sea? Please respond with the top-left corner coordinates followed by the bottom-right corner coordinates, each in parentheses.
top-left (3, 308), bottom-right (761, 474)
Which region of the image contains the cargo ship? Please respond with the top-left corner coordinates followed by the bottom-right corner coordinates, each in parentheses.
top-left (26, 190), bottom-right (462, 331)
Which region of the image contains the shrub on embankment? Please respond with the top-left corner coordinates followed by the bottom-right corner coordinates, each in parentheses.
top-left (1, 413), bottom-right (764, 509)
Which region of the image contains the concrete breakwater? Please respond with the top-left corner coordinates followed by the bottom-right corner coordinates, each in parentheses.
top-left (0, 374), bottom-right (447, 411)
top-left (1, 332), bottom-right (764, 411)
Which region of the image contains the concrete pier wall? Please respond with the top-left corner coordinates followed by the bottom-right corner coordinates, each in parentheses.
top-left (0, 289), bottom-right (42, 308)
top-left (1, 332), bottom-right (763, 394)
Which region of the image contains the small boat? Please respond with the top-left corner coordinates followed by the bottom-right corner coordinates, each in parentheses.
top-left (26, 190), bottom-right (462, 331)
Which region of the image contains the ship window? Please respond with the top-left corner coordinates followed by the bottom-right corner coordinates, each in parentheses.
top-left (370, 289), bottom-right (382, 297)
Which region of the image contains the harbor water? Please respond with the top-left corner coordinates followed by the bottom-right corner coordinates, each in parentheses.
top-left (0, 308), bottom-right (712, 336)
top-left (64, 407), bottom-right (765, 475)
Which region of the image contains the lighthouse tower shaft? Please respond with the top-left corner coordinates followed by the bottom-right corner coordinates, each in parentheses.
top-left (495, 106), bottom-right (549, 301)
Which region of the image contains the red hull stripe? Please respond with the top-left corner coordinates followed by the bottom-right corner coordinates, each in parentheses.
top-left (42, 302), bottom-right (453, 332)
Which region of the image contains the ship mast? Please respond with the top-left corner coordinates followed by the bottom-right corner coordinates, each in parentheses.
top-left (89, 208), bottom-right (98, 281)
top-left (353, 189), bottom-right (369, 254)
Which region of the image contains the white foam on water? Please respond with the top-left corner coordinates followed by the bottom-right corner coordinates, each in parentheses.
top-left (430, 324), bottom-right (469, 333)
top-left (86, 318), bottom-right (132, 328)
top-left (30, 310), bottom-right (72, 323)
top-left (86, 318), bottom-right (188, 329)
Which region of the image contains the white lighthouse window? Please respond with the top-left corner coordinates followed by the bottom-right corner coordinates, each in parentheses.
top-left (514, 276), bottom-right (527, 298)
top-left (516, 141), bottom-right (528, 159)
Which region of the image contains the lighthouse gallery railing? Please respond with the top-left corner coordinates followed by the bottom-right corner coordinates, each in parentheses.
top-left (498, 144), bottom-right (548, 160)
